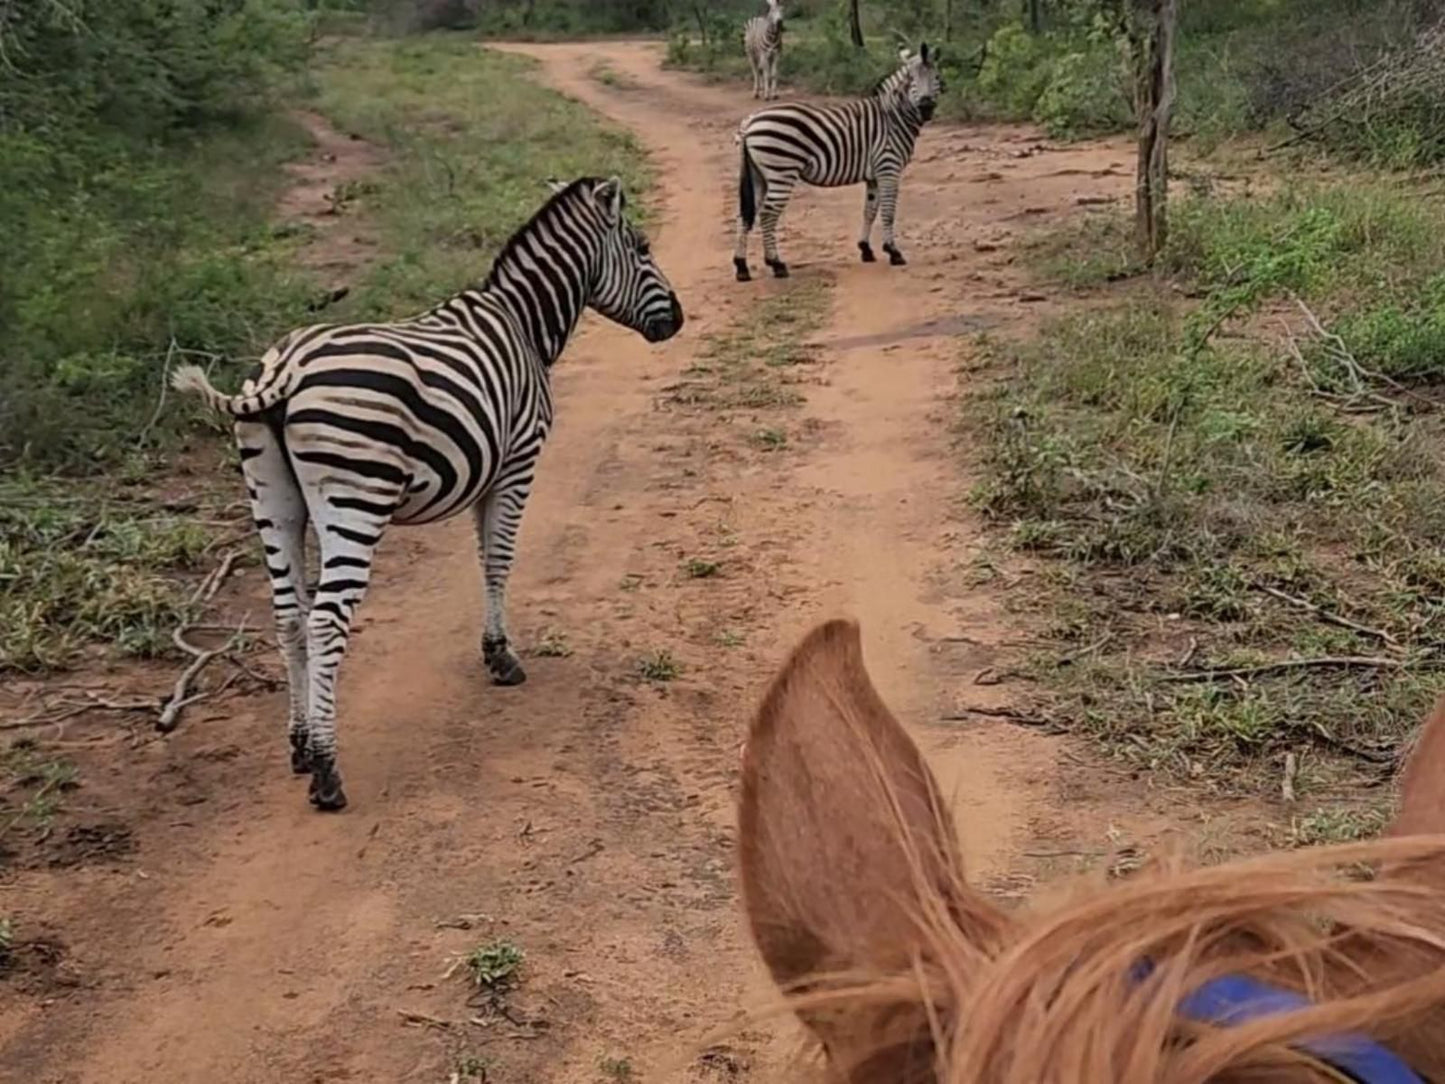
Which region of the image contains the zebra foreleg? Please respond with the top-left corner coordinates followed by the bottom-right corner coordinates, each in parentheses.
top-left (766, 51), bottom-right (780, 99)
top-left (237, 419), bottom-right (314, 776)
top-left (473, 473), bottom-right (534, 687)
top-left (878, 174), bottom-right (908, 266)
top-left (858, 180), bottom-right (880, 263)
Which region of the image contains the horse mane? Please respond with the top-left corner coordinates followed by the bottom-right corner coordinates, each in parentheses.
top-left (776, 838), bottom-right (1445, 1084)
top-left (738, 620), bottom-right (1445, 1084)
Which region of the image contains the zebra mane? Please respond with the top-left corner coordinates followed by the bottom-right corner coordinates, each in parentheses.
top-left (482, 177), bottom-right (612, 290)
top-left (869, 63), bottom-right (909, 99)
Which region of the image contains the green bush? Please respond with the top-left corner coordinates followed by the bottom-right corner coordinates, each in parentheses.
top-left (0, 0), bottom-right (316, 472)
top-left (1032, 43), bottom-right (1130, 138)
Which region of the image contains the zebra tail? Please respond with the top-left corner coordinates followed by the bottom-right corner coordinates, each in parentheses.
top-left (739, 139), bottom-right (758, 230)
top-left (171, 363), bottom-right (286, 418)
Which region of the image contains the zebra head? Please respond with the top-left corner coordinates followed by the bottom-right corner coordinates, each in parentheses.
top-left (586, 177), bottom-right (684, 344)
top-left (893, 41), bottom-right (942, 122)
top-left (767, 0), bottom-right (783, 29)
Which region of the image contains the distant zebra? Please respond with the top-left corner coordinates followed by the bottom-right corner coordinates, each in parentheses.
top-left (733, 43), bottom-right (942, 281)
top-left (172, 177), bottom-right (683, 811)
top-left (744, 0), bottom-right (784, 100)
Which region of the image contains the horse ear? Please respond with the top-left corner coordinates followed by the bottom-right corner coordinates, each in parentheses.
top-left (738, 620), bottom-right (1004, 1068)
top-left (1389, 694), bottom-right (1445, 837)
top-left (592, 176), bottom-right (624, 223)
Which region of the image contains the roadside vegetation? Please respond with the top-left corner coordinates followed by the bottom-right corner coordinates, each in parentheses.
top-left (1, 6), bottom-right (648, 675)
top-left (963, 2), bottom-right (1445, 828)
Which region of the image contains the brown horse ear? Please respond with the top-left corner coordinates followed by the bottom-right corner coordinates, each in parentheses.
top-left (738, 620), bottom-right (1003, 1073)
top-left (1389, 694), bottom-right (1445, 837)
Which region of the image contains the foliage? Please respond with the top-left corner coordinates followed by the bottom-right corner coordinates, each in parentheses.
top-left (0, 489), bottom-right (211, 672)
top-left (462, 940), bottom-right (525, 990)
top-left (0, 0), bottom-right (316, 471)
top-left (978, 172), bottom-right (1445, 794)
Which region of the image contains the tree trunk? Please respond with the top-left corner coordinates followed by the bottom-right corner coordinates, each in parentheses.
top-left (847, 0), bottom-right (864, 48)
top-left (1130, 0), bottom-right (1177, 263)
top-left (1026, 0), bottom-right (1041, 32)
top-left (943, 0), bottom-right (953, 41)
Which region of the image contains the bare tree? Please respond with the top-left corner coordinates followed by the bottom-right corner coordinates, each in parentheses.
top-left (847, 0), bottom-right (864, 48)
top-left (1128, 0), bottom-right (1178, 261)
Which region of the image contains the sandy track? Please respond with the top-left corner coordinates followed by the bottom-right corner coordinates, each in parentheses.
top-left (0, 41), bottom-right (1136, 1083)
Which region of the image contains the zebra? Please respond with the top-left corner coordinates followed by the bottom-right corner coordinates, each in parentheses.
top-left (171, 176), bottom-right (683, 812)
top-left (744, 0), bottom-right (784, 101)
top-left (733, 43), bottom-right (942, 281)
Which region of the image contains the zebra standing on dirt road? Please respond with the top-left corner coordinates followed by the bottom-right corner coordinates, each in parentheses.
top-left (733, 43), bottom-right (942, 281)
top-left (744, 0), bottom-right (784, 100)
top-left (171, 176), bottom-right (683, 812)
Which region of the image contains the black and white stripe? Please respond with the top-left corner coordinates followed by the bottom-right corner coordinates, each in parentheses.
top-left (744, 0), bottom-right (784, 100)
top-left (733, 43), bottom-right (943, 281)
top-left (172, 176), bottom-right (683, 811)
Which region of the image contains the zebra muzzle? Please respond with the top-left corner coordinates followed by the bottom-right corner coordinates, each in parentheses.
top-left (644, 293), bottom-right (685, 343)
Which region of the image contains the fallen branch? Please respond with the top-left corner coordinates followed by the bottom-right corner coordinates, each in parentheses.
top-left (397, 1009), bottom-right (453, 1030)
top-left (156, 622), bottom-right (247, 733)
top-left (1159, 655), bottom-right (1412, 683)
top-left (1254, 583), bottom-right (1401, 649)
top-left (189, 551), bottom-right (240, 607)
top-left (942, 706), bottom-right (1053, 727)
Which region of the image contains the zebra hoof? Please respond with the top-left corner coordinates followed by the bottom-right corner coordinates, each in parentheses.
top-left (858, 242), bottom-right (877, 263)
top-left (490, 656), bottom-right (528, 687)
top-left (484, 639), bottom-right (528, 686)
top-left (766, 259), bottom-right (790, 279)
top-left (734, 258), bottom-right (752, 283)
top-left (886, 247), bottom-right (907, 267)
top-left (307, 765), bottom-right (347, 812)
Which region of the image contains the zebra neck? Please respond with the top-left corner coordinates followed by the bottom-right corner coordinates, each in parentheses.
top-left (883, 102), bottom-right (924, 141)
top-left (480, 257), bottom-right (591, 368)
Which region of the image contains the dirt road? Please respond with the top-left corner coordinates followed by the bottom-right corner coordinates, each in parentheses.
top-left (1, 42), bottom-right (1136, 1082)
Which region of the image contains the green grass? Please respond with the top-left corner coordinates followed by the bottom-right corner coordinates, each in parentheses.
top-left (0, 488), bottom-right (215, 672)
top-left (599, 1056), bottom-right (635, 1081)
top-left (461, 940), bottom-right (525, 991)
top-left (1, 743), bottom-right (79, 838)
top-left (683, 557), bottom-right (721, 579)
top-left (637, 650), bottom-right (682, 683)
top-left (976, 173), bottom-right (1445, 799)
top-left (307, 36), bottom-right (653, 322)
top-left (2, 112), bottom-right (318, 472)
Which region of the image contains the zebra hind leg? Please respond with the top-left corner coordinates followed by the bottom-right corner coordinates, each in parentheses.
top-left (760, 175), bottom-right (794, 278)
top-left (299, 480), bottom-right (397, 811)
top-left (237, 419), bottom-right (314, 777)
top-left (473, 475), bottom-right (534, 687)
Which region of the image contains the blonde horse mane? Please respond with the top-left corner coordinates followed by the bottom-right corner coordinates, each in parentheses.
top-left (738, 619), bottom-right (1445, 1083)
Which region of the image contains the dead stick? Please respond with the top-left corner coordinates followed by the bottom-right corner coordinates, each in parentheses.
top-left (1254, 583), bottom-right (1400, 648)
top-left (157, 622), bottom-right (246, 733)
top-left (1282, 751), bottom-right (1299, 803)
top-left (942, 706), bottom-right (1052, 726)
top-left (1160, 656), bottom-right (1412, 683)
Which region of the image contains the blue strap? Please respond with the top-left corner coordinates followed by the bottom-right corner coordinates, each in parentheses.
top-left (1134, 963), bottom-right (1424, 1084)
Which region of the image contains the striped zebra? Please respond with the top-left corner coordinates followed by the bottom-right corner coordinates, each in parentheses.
top-left (171, 176), bottom-right (683, 811)
top-left (744, 0), bottom-right (784, 101)
top-left (733, 43), bottom-right (942, 281)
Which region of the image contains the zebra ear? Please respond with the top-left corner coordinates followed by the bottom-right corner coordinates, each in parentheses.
top-left (593, 176), bottom-right (625, 224)
top-left (543, 177), bottom-right (567, 194)
top-left (919, 41), bottom-right (931, 64)
top-left (897, 46), bottom-right (912, 62)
